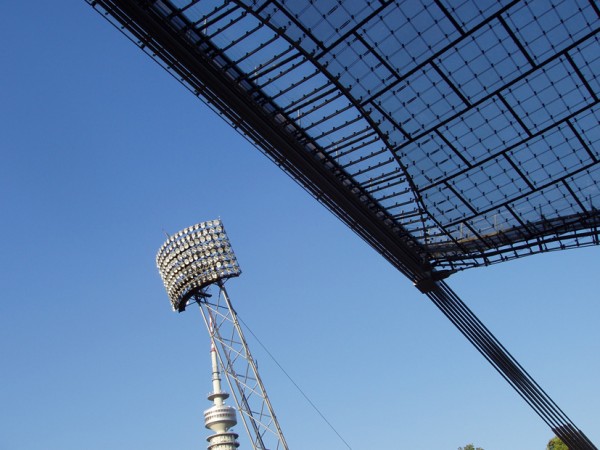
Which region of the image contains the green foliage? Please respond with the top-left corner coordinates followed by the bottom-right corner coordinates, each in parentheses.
top-left (547, 436), bottom-right (568, 450)
top-left (458, 444), bottom-right (483, 450)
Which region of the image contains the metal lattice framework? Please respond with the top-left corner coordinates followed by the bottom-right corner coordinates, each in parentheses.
top-left (198, 284), bottom-right (288, 450)
top-left (91, 0), bottom-right (600, 278)
top-left (156, 220), bottom-right (288, 450)
top-left (90, 1), bottom-right (599, 448)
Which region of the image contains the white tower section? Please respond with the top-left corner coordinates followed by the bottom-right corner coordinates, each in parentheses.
top-left (204, 341), bottom-right (239, 449)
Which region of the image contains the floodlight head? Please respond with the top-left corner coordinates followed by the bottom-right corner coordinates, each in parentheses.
top-left (156, 219), bottom-right (241, 312)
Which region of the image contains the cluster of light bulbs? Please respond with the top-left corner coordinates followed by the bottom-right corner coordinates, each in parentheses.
top-left (156, 220), bottom-right (241, 311)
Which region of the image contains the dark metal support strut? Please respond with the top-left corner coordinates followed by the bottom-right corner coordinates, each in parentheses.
top-left (425, 281), bottom-right (596, 450)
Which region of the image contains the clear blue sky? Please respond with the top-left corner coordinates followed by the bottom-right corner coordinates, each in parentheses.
top-left (1, 2), bottom-right (598, 449)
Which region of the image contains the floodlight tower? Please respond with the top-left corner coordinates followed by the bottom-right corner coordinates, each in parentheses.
top-left (156, 219), bottom-right (288, 450)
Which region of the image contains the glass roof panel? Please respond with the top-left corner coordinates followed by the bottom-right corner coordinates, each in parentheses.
top-left (95, 0), bottom-right (600, 271)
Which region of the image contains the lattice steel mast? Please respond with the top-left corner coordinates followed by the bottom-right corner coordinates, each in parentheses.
top-left (156, 220), bottom-right (288, 450)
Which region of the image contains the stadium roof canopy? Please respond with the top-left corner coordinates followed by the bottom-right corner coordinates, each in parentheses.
top-left (90, 0), bottom-right (600, 285)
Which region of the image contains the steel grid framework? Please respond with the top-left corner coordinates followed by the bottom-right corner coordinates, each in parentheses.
top-left (156, 220), bottom-right (288, 449)
top-left (197, 284), bottom-right (288, 450)
top-left (87, 1), bottom-right (599, 448)
top-left (89, 0), bottom-right (600, 277)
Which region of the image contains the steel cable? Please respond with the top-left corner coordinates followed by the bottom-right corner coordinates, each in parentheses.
top-left (426, 281), bottom-right (596, 450)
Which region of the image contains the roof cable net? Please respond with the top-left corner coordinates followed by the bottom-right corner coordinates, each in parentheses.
top-left (156, 0), bottom-right (600, 270)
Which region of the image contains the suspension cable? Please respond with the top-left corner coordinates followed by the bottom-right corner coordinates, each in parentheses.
top-left (237, 314), bottom-right (353, 450)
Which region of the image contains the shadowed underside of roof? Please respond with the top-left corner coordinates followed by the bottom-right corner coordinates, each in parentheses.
top-left (89, 0), bottom-right (600, 279)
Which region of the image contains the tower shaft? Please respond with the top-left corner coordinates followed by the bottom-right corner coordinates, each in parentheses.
top-left (205, 340), bottom-right (239, 449)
